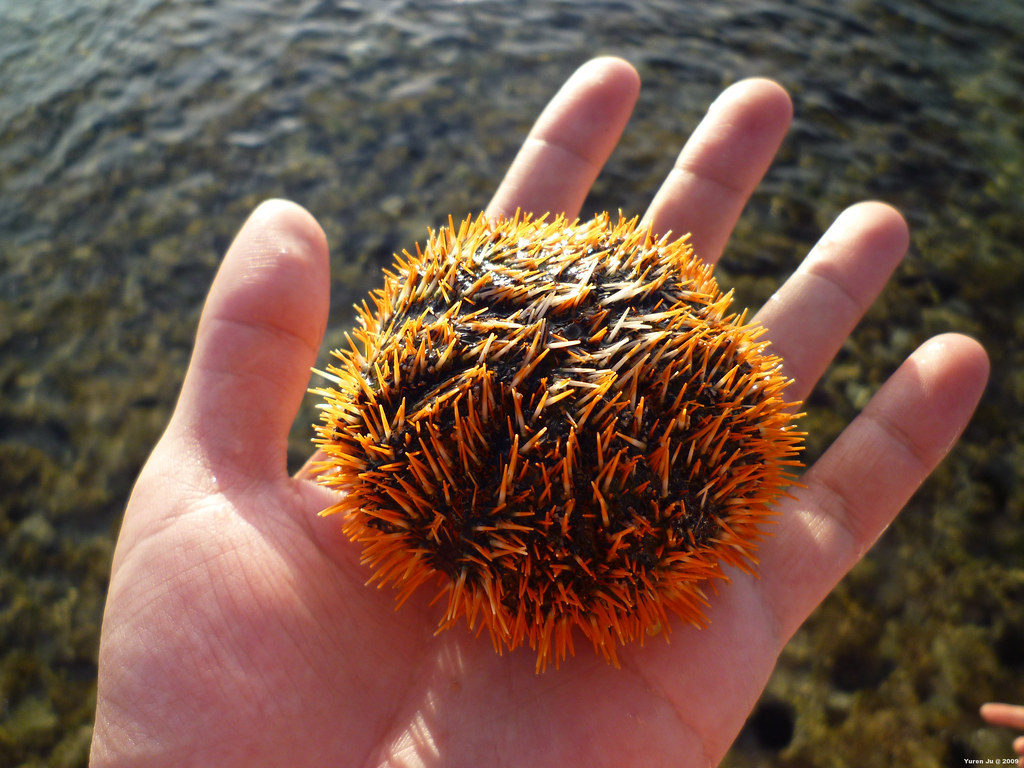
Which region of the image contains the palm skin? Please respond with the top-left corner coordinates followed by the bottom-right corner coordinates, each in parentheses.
top-left (90, 58), bottom-right (989, 768)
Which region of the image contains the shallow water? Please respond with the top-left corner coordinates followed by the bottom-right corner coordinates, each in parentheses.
top-left (2, 0), bottom-right (1023, 765)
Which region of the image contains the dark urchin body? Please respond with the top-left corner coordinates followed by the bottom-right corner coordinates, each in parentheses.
top-left (312, 211), bottom-right (803, 671)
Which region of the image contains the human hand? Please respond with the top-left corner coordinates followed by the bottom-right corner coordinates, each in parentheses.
top-left (981, 703), bottom-right (1024, 765)
top-left (90, 57), bottom-right (989, 768)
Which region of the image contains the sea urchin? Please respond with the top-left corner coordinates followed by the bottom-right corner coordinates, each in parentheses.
top-left (311, 211), bottom-right (802, 671)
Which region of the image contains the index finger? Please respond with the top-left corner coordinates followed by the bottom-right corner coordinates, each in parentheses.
top-left (486, 57), bottom-right (639, 221)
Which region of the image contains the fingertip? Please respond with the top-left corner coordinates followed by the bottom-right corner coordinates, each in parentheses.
top-left (918, 331), bottom-right (988, 363)
top-left (712, 77), bottom-right (793, 128)
top-left (803, 202), bottom-right (909, 282)
top-left (915, 332), bottom-right (991, 400)
top-left (574, 55), bottom-right (641, 96)
top-left (979, 702), bottom-right (1024, 728)
top-left (211, 198), bottom-right (331, 345)
top-left (835, 201), bottom-right (910, 254)
top-left (248, 198), bottom-right (329, 260)
top-left (553, 55), bottom-right (641, 144)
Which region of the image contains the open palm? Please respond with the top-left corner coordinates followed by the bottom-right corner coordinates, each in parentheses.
top-left (91, 58), bottom-right (989, 768)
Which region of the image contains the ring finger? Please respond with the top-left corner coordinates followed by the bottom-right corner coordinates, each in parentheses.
top-left (753, 201), bottom-right (910, 403)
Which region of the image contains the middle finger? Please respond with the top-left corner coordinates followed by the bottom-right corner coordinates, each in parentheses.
top-left (642, 77), bottom-right (793, 264)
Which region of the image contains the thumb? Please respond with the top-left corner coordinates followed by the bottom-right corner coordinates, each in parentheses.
top-left (169, 199), bottom-right (330, 488)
